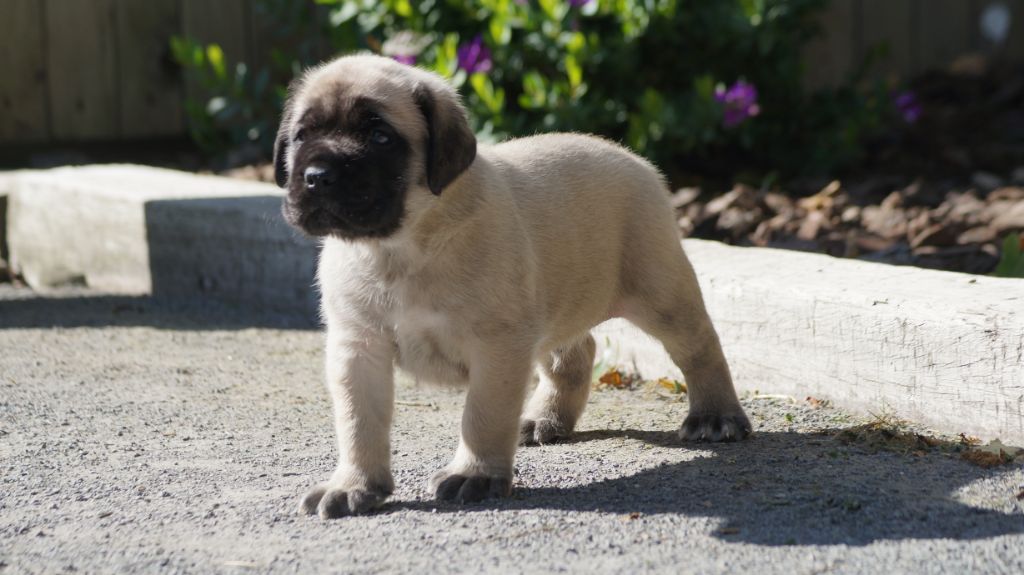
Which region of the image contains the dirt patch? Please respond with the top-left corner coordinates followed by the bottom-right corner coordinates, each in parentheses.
top-left (827, 411), bottom-right (1024, 468)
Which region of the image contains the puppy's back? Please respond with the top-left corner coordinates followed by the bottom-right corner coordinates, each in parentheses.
top-left (486, 133), bottom-right (677, 245)
top-left (482, 133), bottom-right (685, 338)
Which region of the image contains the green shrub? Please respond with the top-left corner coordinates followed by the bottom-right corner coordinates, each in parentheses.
top-left (172, 0), bottom-right (890, 179)
top-left (170, 38), bottom-right (280, 154)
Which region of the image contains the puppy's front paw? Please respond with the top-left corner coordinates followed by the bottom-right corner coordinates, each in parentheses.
top-left (428, 470), bottom-right (511, 503)
top-left (298, 480), bottom-right (392, 519)
top-left (519, 417), bottom-right (571, 445)
top-left (679, 412), bottom-right (752, 442)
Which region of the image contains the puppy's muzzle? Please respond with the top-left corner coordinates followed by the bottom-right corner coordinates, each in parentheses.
top-left (284, 154), bottom-right (397, 238)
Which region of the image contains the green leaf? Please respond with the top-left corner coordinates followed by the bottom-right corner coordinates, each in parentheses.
top-left (565, 31), bottom-right (586, 54)
top-left (392, 0), bottom-right (413, 18)
top-left (520, 71), bottom-right (548, 109)
top-left (490, 17), bottom-right (512, 45)
top-left (206, 44), bottom-right (226, 79)
top-left (434, 33), bottom-right (459, 77)
top-left (168, 37), bottom-right (191, 66)
top-left (470, 73), bottom-right (489, 99)
top-left (694, 75), bottom-right (716, 101)
top-left (537, 0), bottom-right (566, 21)
top-left (565, 54), bottom-right (582, 91)
top-left (470, 73), bottom-right (504, 114)
top-left (994, 233), bottom-right (1024, 278)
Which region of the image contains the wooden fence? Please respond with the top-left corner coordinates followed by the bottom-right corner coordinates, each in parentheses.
top-left (1, 0), bottom-right (1023, 144)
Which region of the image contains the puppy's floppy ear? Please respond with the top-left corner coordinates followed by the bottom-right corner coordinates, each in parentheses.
top-left (413, 81), bottom-right (477, 195)
top-left (273, 94), bottom-right (295, 189)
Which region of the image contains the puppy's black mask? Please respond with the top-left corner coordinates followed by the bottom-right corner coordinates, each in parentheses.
top-left (274, 74), bottom-right (477, 241)
top-left (277, 96), bottom-right (411, 239)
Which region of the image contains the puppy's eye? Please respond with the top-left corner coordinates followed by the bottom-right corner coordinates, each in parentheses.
top-left (370, 129), bottom-right (392, 146)
top-left (294, 129), bottom-right (306, 143)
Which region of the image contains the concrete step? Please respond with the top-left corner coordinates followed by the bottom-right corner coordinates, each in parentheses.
top-left (5, 165), bottom-right (1023, 443)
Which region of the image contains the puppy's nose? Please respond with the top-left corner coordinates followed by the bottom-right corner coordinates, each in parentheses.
top-left (304, 165), bottom-right (336, 193)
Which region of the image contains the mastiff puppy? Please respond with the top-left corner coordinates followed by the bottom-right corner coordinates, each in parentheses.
top-left (276, 54), bottom-right (751, 519)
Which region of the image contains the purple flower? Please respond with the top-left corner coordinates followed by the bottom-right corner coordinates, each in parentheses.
top-left (894, 90), bottom-right (922, 123)
top-left (714, 80), bottom-right (760, 128)
top-left (392, 54), bottom-right (416, 65)
top-left (457, 35), bottom-right (492, 74)
top-left (569, 0), bottom-right (593, 6)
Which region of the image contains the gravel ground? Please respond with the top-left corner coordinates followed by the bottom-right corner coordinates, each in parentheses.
top-left (1, 285), bottom-right (1022, 574)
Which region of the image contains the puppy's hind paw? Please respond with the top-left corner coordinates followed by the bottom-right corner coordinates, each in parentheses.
top-left (429, 471), bottom-right (511, 504)
top-left (298, 482), bottom-right (391, 519)
top-left (679, 412), bottom-right (752, 442)
top-left (518, 417), bottom-right (571, 446)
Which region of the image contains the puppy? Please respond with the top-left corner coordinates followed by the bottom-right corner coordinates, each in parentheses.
top-left (275, 54), bottom-right (751, 519)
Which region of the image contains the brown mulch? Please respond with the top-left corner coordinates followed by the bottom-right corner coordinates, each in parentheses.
top-left (674, 177), bottom-right (1024, 275)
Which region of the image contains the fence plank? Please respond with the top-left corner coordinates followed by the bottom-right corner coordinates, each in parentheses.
top-left (919, 0), bottom-right (972, 72)
top-left (117, 0), bottom-right (182, 138)
top-left (47, 0), bottom-right (120, 140)
top-left (804, 0), bottom-right (857, 89)
top-left (1013, 0), bottom-right (1024, 60)
top-left (0, 0), bottom-right (49, 142)
top-left (862, 0), bottom-right (916, 81)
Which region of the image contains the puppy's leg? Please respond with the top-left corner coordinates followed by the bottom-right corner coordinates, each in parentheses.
top-left (625, 259), bottom-right (751, 442)
top-left (519, 334), bottom-right (596, 445)
top-left (429, 347), bottom-right (532, 503)
top-left (299, 328), bottom-right (395, 518)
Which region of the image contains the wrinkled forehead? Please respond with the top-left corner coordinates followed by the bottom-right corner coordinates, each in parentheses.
top-left (293, 64), bottom-right (424, 136)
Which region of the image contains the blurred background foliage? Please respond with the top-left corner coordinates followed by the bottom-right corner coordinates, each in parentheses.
top-left (170, 0), bottom-right (902, 184)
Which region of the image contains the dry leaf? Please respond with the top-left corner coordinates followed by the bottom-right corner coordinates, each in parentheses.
top-left (958, 433), bottom-right (981, 446)
top-left (657, 378), bottom-right (687, 394)
top-left (598, 368), bottom-right (623, 388)
top-left (596, 367), bottom-right (641, 390)
top-left (805, 396), bottom-right (829, 409)
top-left (796, 180), bottom-right (840, 212)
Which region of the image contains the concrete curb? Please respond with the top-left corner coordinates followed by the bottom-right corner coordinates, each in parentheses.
top-left (7, 165), bottom-right (318, 314)
top-left (6, 165), bottom-right (1023, 443)
top-left (595, 242), bottom-right (1023, 444)
top-left (0, 170), bottom-right (23, 268)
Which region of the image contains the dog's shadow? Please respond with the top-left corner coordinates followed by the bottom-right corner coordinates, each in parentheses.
top-left (392, 429), bottom-right (1024, 546)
